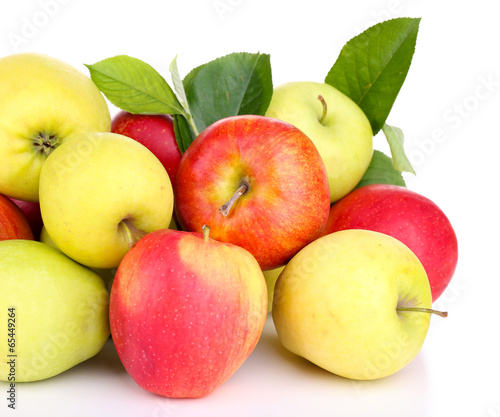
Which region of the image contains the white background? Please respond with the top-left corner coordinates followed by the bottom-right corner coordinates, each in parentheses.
top-left (1, 1), bottom-right (499, 416)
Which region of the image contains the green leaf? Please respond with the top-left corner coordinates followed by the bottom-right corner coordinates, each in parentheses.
top-left (169, 56), bottom-right (200, 137)
top-left (85, 55), bottom-right (184, 115)
top-left (382, 123), bottom-right (416, 175)
top-left (355, 150), bottom-right (406, 189)
top-left (183, 52), bottom-right (273, 133)
top-left (325, 17), bottom-right (420, 135)
top-left (172, 114), bottom-right (196, 154)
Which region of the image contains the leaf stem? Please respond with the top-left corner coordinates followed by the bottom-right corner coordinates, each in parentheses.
top-left (169, 55), bottom-right (200, 137)
top-left (184, 111), bottom-right (199, 137)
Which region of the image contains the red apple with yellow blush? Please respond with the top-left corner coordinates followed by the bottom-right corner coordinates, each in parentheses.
top-left (109, 226), bottom-right (267, 398)
top-left (173, 115), bottom-right (331, 270)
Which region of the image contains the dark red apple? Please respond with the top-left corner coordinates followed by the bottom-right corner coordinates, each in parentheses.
top-left (321, 184), bottom-right (458, 301)
top-left (8, 197), bottom-right (43, 239)
top-left (0, 194), bottom-right (34, 240)
top-left (111, 111), bottom-right (182, 181)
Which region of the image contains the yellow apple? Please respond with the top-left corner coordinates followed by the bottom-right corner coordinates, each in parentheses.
top-left (39, 132), bottom-right (174, 269)
top-left (266, 81), bottom-right (373, 202)
top-left (0, 53), bottom-right (111, 202)
top-left (263, 266), bottom-right (284, 313)
top-left (272, 229), bottom-right (439, 380)
top-left (40, 225), bottom-right (116, 293)
top-left (0, 239), bottom-right (109, 382)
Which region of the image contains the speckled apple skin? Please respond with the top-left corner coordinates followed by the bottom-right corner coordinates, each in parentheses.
top-left (321, 184), bottom-right (458, 301)
top-left (110, 228), bottom-right (268, 398)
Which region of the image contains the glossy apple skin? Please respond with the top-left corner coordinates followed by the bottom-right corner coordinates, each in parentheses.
top-left (111, 111), bottom-right (182, 181)
top-left (266, 81), bottom-right (373, 203)
top-left (272, 229), bottom-right (432, 380)
top-left (39, 132), bottom-right (174, 269)
top-left (0, 194), bottom-right (34, 240)
top-left (8, 197), bottom-right (43, 239)
top-left (110, 228), bottom-right (268, 398)
top-left (321, 184), bottom-right (458, 301)
top-left (174, 115), bottom-right (331, 270)
top-left (0, 53), bottom-right (111, 202)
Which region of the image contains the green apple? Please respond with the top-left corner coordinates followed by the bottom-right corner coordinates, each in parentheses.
top-left (39, 132), bottom-right (174, 269)
top-left (266, 81), bottom-right (373, 202)
top-left (0, 239), bottom-right (109, 382)
top-left (263, 266), bottom-right (284, 313)
top-left (272, 229), bottom-right (446, 380)
top-left (40, 225), bottom-right (116, 293)
top-left (0, 53), bottom-right (111, 202)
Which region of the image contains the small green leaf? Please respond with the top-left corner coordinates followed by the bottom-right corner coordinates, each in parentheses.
top-left (382, 123), bottom-right (416, 175)
top-left (85, 55), bottom-right (184, 115)
top-left (355, 150), bottom-right (406, 189)
top-left (183, 52), bottom-right (273, 133)
top-left (325, 17), bottom-right (420, 135)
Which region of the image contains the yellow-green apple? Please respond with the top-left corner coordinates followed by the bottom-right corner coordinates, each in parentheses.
top-left (39, 132), bottom-right (174, 269)
top-left (111, 111), bottom-right (182, 182)
top-left (174, 115), bottom-right (331, 271)
top-left (7, 197), bottom-right (43, 239)
top-left (0, 52), bottom-right (111, 202)
top-left (110, 226), bottom-right (268, 398)
top-left (39, 225), bottom-right (116, 293)
top-left (321, 184), bottom-right (458, 301)
top-left (0, 239), bottom-right (109, 382)
top-left (263, 266), bottom-right (285, 313)
top-left (272, 229), bottom-right (447, 380)
top-left (265, 81), bottom-right (373, 202)
top-left (0, 194), bottom-right (34, 240)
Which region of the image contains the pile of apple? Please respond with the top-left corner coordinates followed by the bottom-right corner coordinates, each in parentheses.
top-left (0, 18), bottom-right (458, 400)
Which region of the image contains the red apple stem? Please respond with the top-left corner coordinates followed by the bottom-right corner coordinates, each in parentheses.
top-left (318, 95), bottom-right (328, 125)
top-left (396, 307), bottom-right (448, 317)
top-left (219, 183), bottom-right (249, 216)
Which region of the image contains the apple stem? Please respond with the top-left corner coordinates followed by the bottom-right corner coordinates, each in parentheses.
top-left (219, 183), bottom-right (249, 216)
top-left (119, 218), bottom-right (147, 248)
top-left (202, 225), bottom-right (210, 242)
top-left (396, 307), bottom-right (448, 317)
top-left (318, 95), bottom-right (328, 125)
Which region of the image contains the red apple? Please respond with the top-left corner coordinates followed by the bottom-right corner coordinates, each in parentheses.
top-left (8, 197), bottom-right (43, 239)
top-left (111, 111), bottom-right (182, 181)
top-left (109, 226), bottom-right (267, 398)
top-left (321, 184), bottom-right (458, 301)
top-left (174, 115), bottom-right (331, 270)
top-left (0, 194), bottom-right (34, 240)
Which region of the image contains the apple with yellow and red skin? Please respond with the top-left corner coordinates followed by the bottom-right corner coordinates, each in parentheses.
top-left (0, 194), bottom-right (34, 240)
top-left (321, 184), bottom-right (458, 301)
top-left (174, 115), bottom-right (331, 271)
top-left (109, 226), bottom-right (267, 398)
top-left (8, 197), bottom-right (43, 239)
top-left (111, 111), bottom-right (182, 181)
